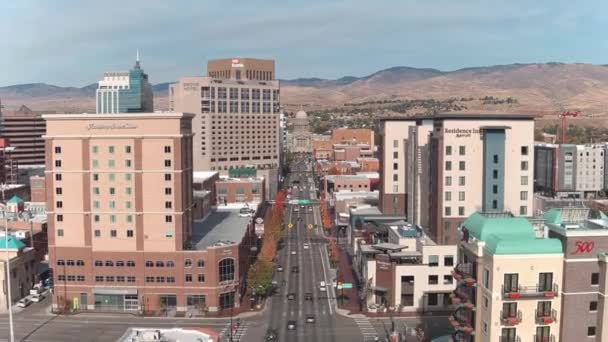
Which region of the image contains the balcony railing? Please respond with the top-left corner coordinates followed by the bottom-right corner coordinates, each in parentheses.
top-left (452, 262), bottom-right (476, 284)
top-left (535, 308), bottom-right (558, 324)
top-left (502, 283), bottom-right (559, 299)
top-left (500, 310), bottom-right (522, 326)
top-left (498, 337), bottom-right (521, 342)
top-left (533, 334), bottom-right (555, 342)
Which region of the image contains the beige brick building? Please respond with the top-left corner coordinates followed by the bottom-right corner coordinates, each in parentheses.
top-left (169, 58), bottom-right (281, 199)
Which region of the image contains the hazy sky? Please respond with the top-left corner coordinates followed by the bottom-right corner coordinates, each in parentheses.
top-left (1, 0), bottom-right (606, 86)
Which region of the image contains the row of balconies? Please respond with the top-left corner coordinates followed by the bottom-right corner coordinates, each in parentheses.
top-left (500, 309), bottom-right (557, 326)
top-left (502, 284), bottom-right (558, 299)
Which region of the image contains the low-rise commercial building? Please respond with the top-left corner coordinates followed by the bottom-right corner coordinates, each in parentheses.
top-left (323, 175), bottom-right (370, 197)
top-left (452, 212), bottom-right (563, 342)
top-left (356, 222), bottom-right (457, 314)
top-left (357, 157), bottom-right (380, 172)
top-left (215, 176), bottom-right (265, 205)
top-left (0, 237), bottom-right (37, 312)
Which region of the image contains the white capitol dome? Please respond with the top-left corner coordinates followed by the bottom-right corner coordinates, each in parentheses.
top-left (295, 110), bottom-right (308, 119)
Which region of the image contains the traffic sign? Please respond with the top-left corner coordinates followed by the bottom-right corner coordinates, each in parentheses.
top-left (341, 283), bottom-right (353, 289)
top-left (298, 199), bottom-right (311, 205)
top-left (288, 223), bottom-right (293, 229)
top-left (307, 224), bottom-right (313, 230)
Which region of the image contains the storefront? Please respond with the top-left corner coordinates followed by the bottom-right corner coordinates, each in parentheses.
top-left (93, 288), bottom-right (139, 311)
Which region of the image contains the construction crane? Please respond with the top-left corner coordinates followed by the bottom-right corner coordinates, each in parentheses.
top-left (558, 111), bottom-right (579, 143)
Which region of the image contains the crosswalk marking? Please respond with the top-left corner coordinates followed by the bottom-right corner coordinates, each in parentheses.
top-left (353, 317), bottom-right (378, 338)
top-left (219, 322), bottom-right (249, 341)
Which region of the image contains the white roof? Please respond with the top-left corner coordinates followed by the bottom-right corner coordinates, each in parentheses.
top-left (193, 171), bottom-right (219, 182)
top-left (356, 172), bottom-right (380, 179)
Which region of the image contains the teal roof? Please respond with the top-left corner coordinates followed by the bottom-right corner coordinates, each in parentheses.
top-left (0, 236), bottom-right (26, 250)
top-left (462, 212), bottom-right (562, 255)
top-left (7, 195), bottom-right (24, 204)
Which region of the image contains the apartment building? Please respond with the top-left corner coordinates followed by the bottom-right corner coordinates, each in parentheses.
top-left (170, 58), bottom-right (280, 199)
top-left (44, 113), bottom-right (255, 314)
top-left (452, 212), bottom-right (563, 342)
top-left (534, 143), bottom-right (605, 198)
top-left (0, 105), bottom-right (49, 166)
top-left (355, 221), bottom-right (457, 314)
top-left (545, 207), bottom-right (608, 341)
top-left (96, 56), bottom-right (153, 114)
top-left (379, 114), bottom-right (535, 244)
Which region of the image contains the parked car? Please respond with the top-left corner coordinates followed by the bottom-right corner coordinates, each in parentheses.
top-left (306, 315), bottom-right (316, 323)
top-left (30, 293), bottom-right (45, 303)
top-left (287, 293), bottom-right (296, 300)
top-left (287, 320), bottom-right (297, 330)
top-left (17, 297), bottom-right (32, 308)
top-left (304, 292), bottom-right (313, 301)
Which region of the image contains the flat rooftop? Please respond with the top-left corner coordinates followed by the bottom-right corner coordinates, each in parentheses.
top-left (544, 207), bottom-right (608, 232)
top-left (190, 206), bottom-right (254, 249)
top-left (193, 171), bottom-right (219, 182)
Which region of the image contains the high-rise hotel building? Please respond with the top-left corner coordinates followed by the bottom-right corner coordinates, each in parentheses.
top-left (169, 58), bottom-right (281, 198)
top-left (96, 56), bottom-right (154, 114)
top-left (379, 114), bottom-right (535, 244)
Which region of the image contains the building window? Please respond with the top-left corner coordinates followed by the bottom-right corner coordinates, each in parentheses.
top-left (393, 174), bottom-right (398, 182)
top-left (588, 327), bottom-right (596, 337)
top-left (445, 192), bottom-right (451, 201)
top-left (521, 146), bottom-right (528, 155)
top-left (521, 161), bottom-right (528, 170)
top-left (458, 191), bottom-right (465, 201)
top-left (197, 259), bottom-right (205, 267)
top-left (165, 188), bottom-right (172, 195)
top-left (444, 256), bottom-right (454, 266)
top-left (428, 293), bottom-right (438, 306)
top-left (393, 162), bottom-right (398, 170)
top-left (110, 230), bottom-right (117, 238)
top-left (590, 301), bottom-right (598, 312)
top-left (155, 261), bottom-right (164, 267)
top-left (55, 174), bottom-right (62, 181)
top-left (443, 275), bottom-right (453, 284)
top-left (458, 207), bottom-right (465, 216)
top-left (459, 161), bottom-right (465, 171)
top-left (493, 155), bottom-right (499, 163)
top-left (127, 261), bottom-right (135, 267)
top-left (393, 151), bottom-right (398, 159)
top-left (445, 161), bottom-right (452, 171)
top-left (126, 230), bottom-right (134, 238)
top-left (165, 173), bottom-right (172, 181)
top-left (92, 160), bottom-right (99, 168)
top-left (592, 273), bottom-right (600, 286)
top-left (493, 170), bottom-right (498, 179)
top-left (164, 146), bottom-right (171, 153)
top-left (127, 276), bottom-right (136, 282)
top-left (125, 146), bottom-right (132, 153)
top-left (94, 229), bottom-right (101, 237)
top-left (164, 160), bottom-right (172, 167)
top-left (520, 191), bottom-right (528, 200)
top-left (492, 200), bottom-right (498, 209)
top-left (521, 176), bottom-right (528, 185)
top-left (125, 160), bottom-right (132, 168)
top-left (185, 259), bottom-right (192, 267)
top-left (219, 258), bottom-right (235, 282)
top-left (492, 184), bottom-right (498, 194)
top-left (57, 214), bottom-right (63, 221)
top-left (145, 276), bottom-right (155, 283)
top-left (125, 174), bottom-right (132, 181)
top-left (108, 146), bottom-right (115, 154)
top-left (116, 261), bottom-right (124, 267)
top-left (165, 201), bottom-right (172, 209)
top-left (55, 160), bottom-right (62, 167)
top-left (428, 275), bottom-right (438, 285)
top-left (109, 173), bottom-right (115, 181)
top-left (56, 201), bottom-right (63, 208)
top-left (445, 176), bottom-right (452, 186)
top-left (444, 207), bottom-right (451, 216)
top-left (459, 146), bottom-right (465, 155)
top-left (165, 215), bottom-right (172, 223)
top-left (126, 187), bottom-right (132, 195)
top-left (105, 260), bottom-right (113, 267)
top-left (428, 255), bottom-right (439, 266)
top-left (198, 274), bottom-right (205, 283)
top-left (92, 146), bottom-right (99, 154)
top-left (185, 274), bottom-right (193, 282)
top-left (445, 146), bottom-right (452, 155)
top-left (483, 269), bottom-right (490, 288)
top-left (109, 187), bottom-right (115, 195)
top-left (458, 176), bottom-right (465, 186)
top-left (56, 188), bottom-right (63, 195)
top-left (519, 206), bottom-right (527, 215)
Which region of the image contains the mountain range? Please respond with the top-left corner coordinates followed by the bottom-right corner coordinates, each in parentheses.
top-left (3, 63), bottom-right (608, 119)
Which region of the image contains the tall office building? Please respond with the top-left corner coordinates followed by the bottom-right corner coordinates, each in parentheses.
top-left (170, 58), bottom-right (281, 198)
top-left (0, 105), bottom-right (49, 166)
top-left (379, 114), bottom-right (535, 244)
top-left (96, 54), bottom-right (154, 114)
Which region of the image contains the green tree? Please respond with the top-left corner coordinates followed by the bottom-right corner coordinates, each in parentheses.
top-left (247, 259), bottom-right (274, 297)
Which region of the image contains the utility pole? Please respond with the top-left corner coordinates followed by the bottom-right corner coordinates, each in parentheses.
top-left (3, 188), bottom-right (15, 342)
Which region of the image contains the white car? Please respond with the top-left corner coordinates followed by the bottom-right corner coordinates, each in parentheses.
top-left (319, 281), bottom-right (327, 292)
top-left (291, 251), bottom-right (297, 255)
top-left (293, 207), bottom-right (299, 213)
top-left (17, 297), bottom-right (32, 308)
top-left (30, 293), bottom-right (44, 303)
top-left (303, 244), bottom-right (310, 249)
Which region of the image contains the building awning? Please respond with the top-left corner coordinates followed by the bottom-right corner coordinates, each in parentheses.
top-left (370, 286), bottom-right (388, 292)
top-left (93, 288), bottom-right (138, 295)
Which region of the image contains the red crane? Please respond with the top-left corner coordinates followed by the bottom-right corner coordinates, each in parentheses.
top-left (558, 111), bottom-right (579, 143)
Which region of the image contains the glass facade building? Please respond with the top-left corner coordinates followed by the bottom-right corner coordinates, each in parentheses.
top-left (96, 59), bottom-right (153, 114)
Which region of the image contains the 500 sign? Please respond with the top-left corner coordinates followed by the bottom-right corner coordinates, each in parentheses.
top-left (572, 241), bottom-right (595, 255)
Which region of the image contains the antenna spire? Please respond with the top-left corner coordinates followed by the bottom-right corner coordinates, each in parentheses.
top-left (135, 49), bottom-right (141, 69)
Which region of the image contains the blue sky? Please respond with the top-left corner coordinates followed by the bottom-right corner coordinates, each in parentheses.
top-left (1, 0), bottom-right (607, 86)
